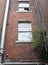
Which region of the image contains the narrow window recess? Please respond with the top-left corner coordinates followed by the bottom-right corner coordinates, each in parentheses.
top-left (15, 21), bottom-right (32, 43)
top-left (18, 1), bottom-right (30, 12)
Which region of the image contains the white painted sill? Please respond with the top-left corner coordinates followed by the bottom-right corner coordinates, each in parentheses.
top-left (2, 62), bottom-right (41, 64)
top-left (15, 41), bottom-right (34, 43)
top-left (15, 41), bottom-right (31, 43)
top-left (16, 11), bottom-right (33, 13)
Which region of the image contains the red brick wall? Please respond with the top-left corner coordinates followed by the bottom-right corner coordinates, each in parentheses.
top-left (3, 0), bottom-right (38, 62)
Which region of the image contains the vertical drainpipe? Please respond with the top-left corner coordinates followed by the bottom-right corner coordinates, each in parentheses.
top-left (0, 0), bottom-right (10, 54)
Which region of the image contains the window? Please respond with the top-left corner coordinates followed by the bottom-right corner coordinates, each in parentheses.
top-left (18, 2), bottom-right (29, 12)
top-left (18, 21), bottom-right (32, 42)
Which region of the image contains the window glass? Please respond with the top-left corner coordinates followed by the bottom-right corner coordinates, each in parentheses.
top-left (18, 2), bottom-right (29, 12)
top-left (18, 32), bottom-right (32, 41)
top-left (18, 3), bottom-right (29, 7)
top-left (18, 23), bottom-right (32, 31)
top-left (18, 22), bottom-right (32, 42)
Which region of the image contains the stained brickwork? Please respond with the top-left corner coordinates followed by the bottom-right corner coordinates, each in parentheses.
top-left (36, 0), bottom-right (48, 35)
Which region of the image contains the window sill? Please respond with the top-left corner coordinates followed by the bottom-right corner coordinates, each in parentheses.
top-left (15, 41), bottom-right (34, 43)
top-left (16, 11), bottom-right (33, 13)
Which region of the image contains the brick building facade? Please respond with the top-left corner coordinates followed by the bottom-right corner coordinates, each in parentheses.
top-left (4, 0), bottom-right (38, 62)
top-left (0, 0), bottom-right (48, 65)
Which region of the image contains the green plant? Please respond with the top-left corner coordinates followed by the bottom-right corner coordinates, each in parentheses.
top-left (32, 29), bottom-right (48, 61)
top-left (32, 30), bottom-right (45, 47)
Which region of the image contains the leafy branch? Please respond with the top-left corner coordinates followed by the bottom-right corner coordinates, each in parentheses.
top-left (32, 29), bottom-right (48, 62)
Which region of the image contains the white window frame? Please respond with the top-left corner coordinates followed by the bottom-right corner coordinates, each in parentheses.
top-left (17, 21), bottom-right (32, 42)
top-left (18, 1), bottom-right (29, 12)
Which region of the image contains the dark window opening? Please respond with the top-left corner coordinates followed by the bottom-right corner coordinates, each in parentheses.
top-left (24, 8), bottom-right (29, 11)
